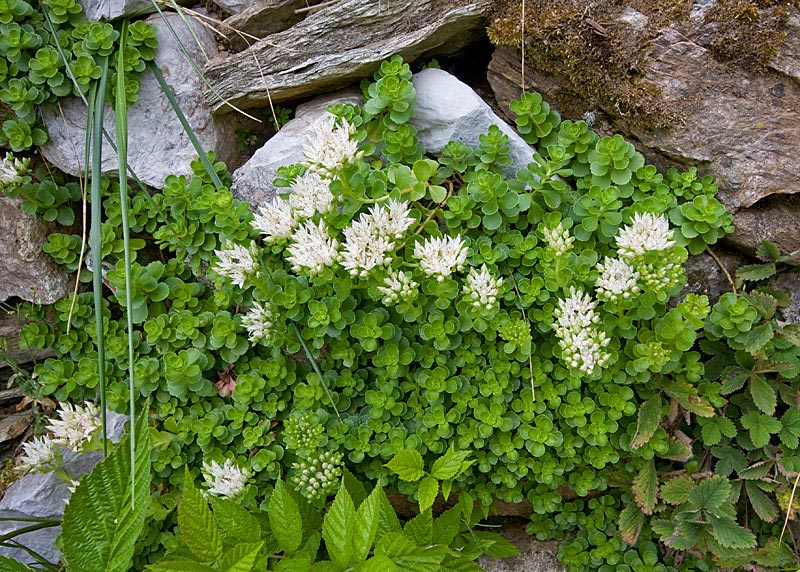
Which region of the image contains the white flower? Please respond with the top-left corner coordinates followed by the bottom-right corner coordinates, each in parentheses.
top-left (542, 222), bottom-right (574, 255)
top-left (18, 436), bottom-right (58, 474)
top-left (0, 152), bottom-right (29, 188)
top-left (288, 172), bottom-right (335, 219)
top-left (340, 215), bottom-right (395, 277)
top-left (414, 235), bottom-right (468, 281)
top-left (552, 288), bottom-right (610, 375)
top-left (377, 270), bottom-right (418, 305)
top-left (47, 402), bottom-right (101, 453)
top-left (214, 241), bottom-right (259, 288)
top-left (286, 220), bottom-right (340, 275)
top-left (616, 212), bottom-right (676, 258)
top-left (251, 198), bottom-right (295, 242)
top-left (241, 301), bottom-right (273, 342)
top-left (463, 264), bottom-right (503, 311)
top-left (302, 114), bottom-right (362, 175)
top-left (202, 459), bottom-right (251, 499)
top-left (378, 199), bottom-right (415, 239)
top-left (595, 257), bottom-right (639, 302)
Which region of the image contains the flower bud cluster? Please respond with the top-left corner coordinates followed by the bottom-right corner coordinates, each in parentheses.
top-left (414, 234), bottom-right (468, 281)
top-left (290, 450), bottom-right (343, 501)
top-left (283, 412), bottom-right (324, 453)
top-left (0, 152), bottom-right (29, 188)
top-left (595, 257), bottom-right (639, 302)
top-left (463, 264), bottom-right (503, 311)
top-left (553, 288), bottom-right (610, 374)
top-left (213, 241), bottom-right (259, 288)
top-left (377, 269), bottom-right (419, 305)
top-left (240, 301), bottom-right (273, 343)
top-left (542, 222), bottom-right (574, 255)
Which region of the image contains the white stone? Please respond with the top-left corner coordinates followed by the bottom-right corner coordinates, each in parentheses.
top-left (77, 0), bottom-right (154, 21)
top-left (40, 12), bottom-right (239, 190)
top-left (411, 68), bottom-right (535, 175)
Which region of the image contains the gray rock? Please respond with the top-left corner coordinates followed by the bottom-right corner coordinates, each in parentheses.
top-left (0, 311), bottom-right (53, 369)
top-left (411, 68), bottom-right (535, 174)
top-left (203, 0), bottom-right (493, 112)
top-left (231, 90), bottom-right (363, 207)
top-left (211, 0), bottom-right (249, 15)
top-left (0, 510), bottom-right (61, 566)
top-left (0, 196), bottom-right (70, 304)
top-left (77, 0), bottom-right (154, 20)
top-left (682, 249), bottom-right (747, 304)
top-left (223, 0), bottom-right (321, 49)
top-left (40, 12), bottom-right (241, 190)
top-left (772, 268), bottom-right (800, 324)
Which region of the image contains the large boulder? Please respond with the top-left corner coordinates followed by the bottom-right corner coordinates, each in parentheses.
top-left (231, 69), bottom-right (536, 207)
top-left (77, 0), bottom-right (154, 20)
top-left (40, 11), bottom-right (245, 190)
top-left (0, 196), bottom-right (70, 304)
top-left (487, 3), bottom-right (800, 263)
top-left (203, 0), bottom-right (493, 112)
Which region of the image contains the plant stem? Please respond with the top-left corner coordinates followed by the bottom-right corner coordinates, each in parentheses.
top-left (290, 322), bottom-right (341, 422)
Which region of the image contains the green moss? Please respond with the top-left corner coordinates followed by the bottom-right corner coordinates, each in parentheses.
top-left (488, 0), bottom-right (798, 131)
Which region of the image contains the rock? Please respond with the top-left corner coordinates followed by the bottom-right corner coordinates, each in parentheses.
top-left (232, 69), bottom-right (536, 208)
top-left (772, 268), bottom-right (800, 325)
top-left (411, 68), bottom-right (535, 174)
top-left (211, 0), bottom-right (250, 15)
top-left (231, 89), bottom-right (364, 207)
top-left (77, 0), bottom-right (154, 20)
top-left (203, 0), bottom-right (493, 112)
top-left (0, 510), bottom-right (61, 566)
top-left (0, 196), bottom-right (70, 304)
top-left (0, 412), bottom-right (33, 444)
top-left (682, 249), bottom-right (747, 304)
top-left (222, 0), bottom-right (325, 50)
top-left (40, 11), bottom-right (245, 190)
top-left (478, 523), bottom-right (563, 572)
top-left (487, 6), bottom-right (800, 261)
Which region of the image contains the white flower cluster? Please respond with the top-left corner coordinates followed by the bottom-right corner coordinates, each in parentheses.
top-left (251, 197), bottom-right (295, 243)
top-left (18, 402), bottom-right (101, 474)
top-left (288, 172), bottom-right (335, 219)
top-left (377, 269), bottom-right (419, 305)
top-left (414, 234), bottom-right (468, 281)
top-left (241, 301), bottom-right (273, 343)
top-left (542, 222), bottom-right (574, 255)
top-left (595, 257), bottom-right (639, 302)
top-left (463, 264), bottom-right (503, 311)
top-left (616, 212), bottom-right (675, 258)
top-left (286, 220), bottom-right (340, 274)
top-left (213, 241), bottom-right (259, 288)
top-left (290, 450), bottom-right (343, 501)
top-left (553, 288), bottom-right (610, 374)
top-left (340, 199), bottom-right (414, 277)
top-left (202, 458), bottom-right (251, 499)
top-left (0, 152), bottom-right (29, 188)
top-left (303, 114), bottom-right (362, 176)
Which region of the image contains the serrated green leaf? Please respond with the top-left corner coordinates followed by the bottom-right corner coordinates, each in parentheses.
top-left (707, 515), bottom-right (756, 549)
top-left (147, 561), bottom-right (216, 572)
top-left (470, 531), bottom-right (519, 558)
top-left (618, 502), bottom-right (645, 545)
top-left (457, 492), bottom-right (474, 525)
top-left (0, 556), bottom-right (35, 572)
top-left (403, 509), bottom-right (432, 546)
top-left (741, 412), bottom-right (781, 448)
top-left (352, 485), bottom-right (382, 563)
top-left (782, 323), bottom-right (800, 347)
top-left (721, 369), bottom-right (749, 395)
top-left (753, 538), bottom-right (797, 567)
top-left (712, 446), bottom-right (748, 477)
top-left (417, 476), bottom-right (438, 513)
top-left (395, 550), bottom-right (446, 572)
top-left (735, 263), bottom-right (776, 283)
top-left (748, 376), bottom-right (776, 415)
top-left (689, 476), bottom-right (730, 511)
top-left (756, 240), bottom-right (781, 261)
top-left (661, 434), bottom-right (693, 462)
top-left (177, 467), bottom-right (222, 563)
top-left (275, 557), bottom-right (312, 572)
top-left (375, 487), bottom-right (401, 542)
top-left (322, 484), bottom-right (355, 567)
top-left (738, 461), bottom-right (773, 480)
top-left (631, 395), bottom-right (662, 449)
top-left (632, 459), bottom-right (658, 515)
top-left (342, 469), bottom-right (369, 509)
top-left (375, 532), bottom-right (418, 558)
top-left (62, 412), bottom-right (151, 572)
top-left (430, 449), bottom-right (471, 480)
top-left (745, 481), bottom-right (778, 523)
top-left (432, 506), bottom-right (461, 546)
top-left (701, 421), bottom-right (723, 446)
top-left (209, 497), bottom-right (262, 544)
top-left (441, 479), bottom-right (453, 501)
top-left (440, 552), bottom-right (484, 572)
top-left (660, 474), bottom-right (694, 505)
top-left (385, 450), bottom-right (425, 482)
top-left (663, 381), bottom-right (715, 418)
top-left (220, 542), bottom-right (264, 572)
top-left (356, 555), bottom-right (397, 572)
top-left (779, 408), bottom-right (800, 449)
top-left (269, 480), bottom-right (303, 555)
top-left (739, 323), bottom-right (774, 355)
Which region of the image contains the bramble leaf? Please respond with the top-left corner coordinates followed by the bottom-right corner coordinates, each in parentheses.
top-left (740, 412), bottom-right (781, 448)
top-left (632, 459), bottom-right (658, 515)
top-left (322, 483), bottom-right (355, 567)
top-left (177, 467), bottom-right (222, 563)
top-left (660, 474), bottom-right (694, 505)
top-left (385, 450), bottom-right (425, 482)
top-left (352, 485), bottom-right (382, 563)
top-left (689, 476), bottom-right (730, 511)
top-left (745, 481), bottom-right (778, 523)
top-left (618, 502), bottom-right (645, 545)
top-left (631, 395), bottom-right (661, 449)
top-left (749, 376), bottom-right (776, 416)
top-left (708, 515), bottom-right (756, 550)
top-left (430, 449), bottom-right (471, 480)
top-left (269, 480), bottom-right (302, 555)
top-left (403, 508), bottom-right (432, 546)
top-left (219, 542), bottom-right (264, 572)
top-left (417, 476), bottom-right (439, 513)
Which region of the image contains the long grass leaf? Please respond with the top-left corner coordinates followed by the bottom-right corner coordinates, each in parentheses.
top-left (291, 323), bottom-right (341, 422)
top-left (167, 0), bottom-right (209, 62)
top-left (147, 61), bottom-right (224, 189)
top-left (115, 21), bottom-right (137, 510)
top-left (147, 0), bottom-right (261, 122)
top-left (91, 56), bottom-right (110, 456)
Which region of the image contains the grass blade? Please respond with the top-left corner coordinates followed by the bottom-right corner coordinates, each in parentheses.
top-left (148, 61), bottom-right (224, 189)
top-left (115, 21), bottom-right (137, 509)
top-left (90, 55), bottom-right (110, 455)
top-left (290, 323), bottom-right (341, 422)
